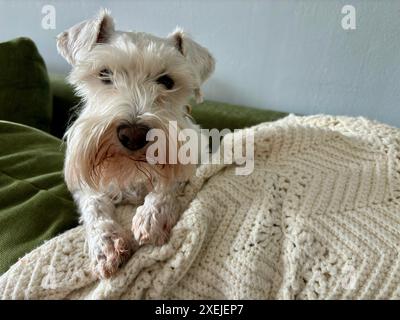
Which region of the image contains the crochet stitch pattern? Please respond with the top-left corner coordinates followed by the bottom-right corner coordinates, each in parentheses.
top-left (1, 114), bottom-right (400, 299)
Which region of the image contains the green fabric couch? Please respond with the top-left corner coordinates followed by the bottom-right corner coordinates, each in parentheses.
top-left (0, 37), bottom-right (288, 275)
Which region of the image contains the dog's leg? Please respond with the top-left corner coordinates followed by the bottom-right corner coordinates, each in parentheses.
top-left (74, 191), bottom-right (134, 278)
top-left (131, 184), bottom-right (183, 246)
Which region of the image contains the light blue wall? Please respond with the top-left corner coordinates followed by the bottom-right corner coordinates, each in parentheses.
top-left (1, 0), bottom-right (399, 127)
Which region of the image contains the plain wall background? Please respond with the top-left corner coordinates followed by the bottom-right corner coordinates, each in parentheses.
top-left (1, 0), bottom-right (399, 127)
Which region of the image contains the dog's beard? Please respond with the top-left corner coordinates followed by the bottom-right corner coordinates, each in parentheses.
top-left (64, 117), bottom-right (196, 194)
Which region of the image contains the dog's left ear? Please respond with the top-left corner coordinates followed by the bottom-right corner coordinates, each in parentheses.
top-left (168, 28), bottom-right (215, 102)
top-left (57, 9), bottom-right (115, 65)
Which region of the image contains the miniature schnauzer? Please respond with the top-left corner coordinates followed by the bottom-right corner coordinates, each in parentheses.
top-left (57, 9), bottom-right (215, 278)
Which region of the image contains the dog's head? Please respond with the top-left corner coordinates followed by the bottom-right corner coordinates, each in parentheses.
top-left (58, 9), bottom-right (215, 192)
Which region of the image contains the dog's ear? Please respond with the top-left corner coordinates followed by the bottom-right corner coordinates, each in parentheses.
top-left (168, 28), bottom-right (215, 102)
top-left (57, 9), bottom-right (115, 65)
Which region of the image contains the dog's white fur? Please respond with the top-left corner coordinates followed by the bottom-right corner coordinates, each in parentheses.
top-left (57, 9), bottom-right (214, 278)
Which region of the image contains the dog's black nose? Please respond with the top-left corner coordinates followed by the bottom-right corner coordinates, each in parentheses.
top-left (117, 124), bottom-right (150, 151)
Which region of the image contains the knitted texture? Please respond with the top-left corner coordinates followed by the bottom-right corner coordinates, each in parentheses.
top-left (1, 114), bottom-right (400, 299)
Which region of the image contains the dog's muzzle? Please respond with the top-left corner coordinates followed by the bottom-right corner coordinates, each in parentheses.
top-left (117, 124), bottom-right (150, 151)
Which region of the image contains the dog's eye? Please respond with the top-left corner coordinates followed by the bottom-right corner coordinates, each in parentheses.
top-left (156, 75), bottom-right (174, 90)
top-left (99, 69), bottom-right (113, 85)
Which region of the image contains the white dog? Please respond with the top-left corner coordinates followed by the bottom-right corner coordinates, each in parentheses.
top-left (57, 9), bottom-right (215, 278)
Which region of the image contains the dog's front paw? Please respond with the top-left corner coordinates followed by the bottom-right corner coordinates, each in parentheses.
top-left (87, 222), bottom-right (134, 279)
top-left (131, 204), bottom-right (172, 246)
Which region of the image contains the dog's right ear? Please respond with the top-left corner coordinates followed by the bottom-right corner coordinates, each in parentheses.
top-left (57, 9), bottom-right (115, 65)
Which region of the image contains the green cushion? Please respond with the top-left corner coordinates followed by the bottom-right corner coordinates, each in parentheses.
top-left (0, 38), bottom-right (52, 132)
top-left (49, 74), bottom-right (80, 138)
top-left (191, 99), bottom-right (288, 131)
top-left (0, 121), bottom-right (78, 275)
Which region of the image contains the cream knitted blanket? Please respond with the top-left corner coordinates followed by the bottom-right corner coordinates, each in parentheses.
top-left (1, 114), bottom-right (400, 300)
